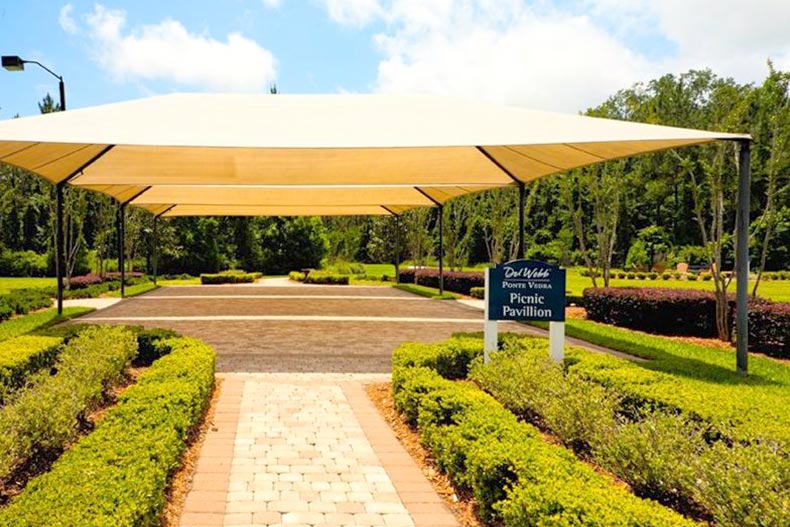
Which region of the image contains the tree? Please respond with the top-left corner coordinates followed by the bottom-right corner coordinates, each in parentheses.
top-left (403, 208), bottom-right (432, 266)
top-left (260, 217), bottom-right (328, 274)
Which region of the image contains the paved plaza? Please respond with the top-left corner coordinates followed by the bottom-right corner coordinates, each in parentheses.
top-left (77, 282), bottom-right (534, 526)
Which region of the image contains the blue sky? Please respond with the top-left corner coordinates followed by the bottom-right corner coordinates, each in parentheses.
top-left (1, 1), bottom-right (789, 119)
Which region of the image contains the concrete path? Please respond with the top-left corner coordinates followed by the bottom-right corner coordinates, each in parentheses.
top-left (61, 297), bottom-right (122, 310)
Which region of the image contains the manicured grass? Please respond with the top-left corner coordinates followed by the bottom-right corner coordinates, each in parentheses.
top-left (0, 277), bottom-right (56, 295)
top-left (106, 282), bottom-right (159, 297)
top-left (155, 277), bottom-right (201, 286)
top-left (0, 307), bottom-right (94, 342)
top-left (393, 283), bottom-right (460, 299)
top-left (544, 318), bottom-right (790, 447)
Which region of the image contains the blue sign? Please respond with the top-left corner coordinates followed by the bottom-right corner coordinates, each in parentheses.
top-left (487, 260), bottom-right (566, 322)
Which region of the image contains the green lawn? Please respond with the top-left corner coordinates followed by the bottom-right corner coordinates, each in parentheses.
top-left (393, 283), bottom-right (459, 299)
top-left (0, 277), bottom-right (56, 295)
top-left (155, 277), bottom-right (201, 286)
top-left (107, 282), bottom-right (159, 297)
top-left (0, 307), bottom-right (94, 342)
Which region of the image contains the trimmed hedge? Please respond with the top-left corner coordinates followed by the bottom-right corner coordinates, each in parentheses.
top-left (584, 287), bottom-right (790, 357)
top-left (472, 334), bottom-right (790, 526)
top-left (398, 268), bottom-right (484, 295)
top-left (200, 271), bottom-right (262, 284)
top-left (0, 326), bottom-right (137, 481)
top-left (0, 336), bottom-right (62, 404)
top-left (749, 302), bottom-right (790, 357)
top-left (304, 272), bottom-right (349, 285)
top-left (0, 289), bottom-right (53, 322)
top-left (0, 336), bottom-right (215, 527)
top-left (392, 339), bottom-right (695, 526)
top-left (288, 271), bottom-right (306, 282)
top-left (584, 287), bottom-right (724, 337)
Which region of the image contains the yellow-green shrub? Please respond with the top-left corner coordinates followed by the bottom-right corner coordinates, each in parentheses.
top-left (0, 335), bottom-right (61, 403)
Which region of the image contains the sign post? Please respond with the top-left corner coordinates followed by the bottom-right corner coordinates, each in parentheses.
top-left (484, 260), bottom-right (566, 363)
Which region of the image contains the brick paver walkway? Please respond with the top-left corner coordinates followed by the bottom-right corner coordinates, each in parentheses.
top-left (78, 284), bottom-right (502, 526)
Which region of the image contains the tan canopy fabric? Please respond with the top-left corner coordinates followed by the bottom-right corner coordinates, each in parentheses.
top-left (0, 93), bottom-right (748, 216)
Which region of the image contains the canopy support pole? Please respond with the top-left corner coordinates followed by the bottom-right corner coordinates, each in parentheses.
top-left (736, 139), bottom-right (752, 375)
top-left (438, 205), bottom-right (444, 296)
top-left (394, 215), bottom-right (400, 284)
top-left (55, 182), bottom-right (64, 315)
top-left (152, 215), bottom-right (158, 286)
top-left (518, 182), bottom-right (525, 259)
top-left (117, 202), bottom-right (126, 298)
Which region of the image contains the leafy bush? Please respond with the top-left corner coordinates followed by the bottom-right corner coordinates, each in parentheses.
top-left (687, 272), bottom-right (698, 281)
top-left (391, 339), bottom-right (694, 526)
top-left (749, 302), bottom-right (790, 358)
top-left (304, 272), bottom-right (349, 285)
top-left (0, 289), bottom-right (53, 322)
top-left (0, 326), bottom-right (137, 481)
top-left (0, 336), bottom-right (215, 527)
top-left (398, 268), bottom-right (484, 295)
top-left (0, 250), bottom-right (49, 277)
top-left (579, 268), bottom-right (601, 277)
top-left (636, 272), bottom-right (647, 280)
top-left (0, 336), bottom-right (62, 404)
top-left (626, 272), bottom-right (636, 279)
top-left (617, 272), bottom-right (627, 279)
top-left (648, 271), bottom-right (659, 280)
top-left (469, 286), bottom-right (484, 299)
top-left (288, 271), bottom-right (306, 282)
top-left (200, 272), bottom-right (258, 284)
top-left (68, 274), bottom-right (104, 289)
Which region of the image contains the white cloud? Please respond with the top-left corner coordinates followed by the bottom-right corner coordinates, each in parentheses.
top-left (262, 0), bottom-right (282, 8)
top-left (323, 0), bottom-right (790, 112)
top-left (58, 3), bottom-right (78, 34)
top-left (369, 2), bottom-right (652, 111)
top-left (81, 4), bottom-right (277, 92)
top-left (322, 0), bottom-right (382, 27)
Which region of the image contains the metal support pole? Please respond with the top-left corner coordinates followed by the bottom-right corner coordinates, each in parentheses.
top-left (55, 183), bottom-right (64, 315)
top-left (118, 203), bottom-right (126, 298)
top-left (736, 140), bottom-right (751, 375)
top-left (438, 205), bottom-right (444, 296)
top-left (394, 215), bottom-right (400, 283)
top-left (153, 215), bottom-right (158, 286)
top-left (518, 183), bottom-right (525, 259)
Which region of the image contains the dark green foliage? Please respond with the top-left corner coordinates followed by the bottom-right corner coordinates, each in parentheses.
top-left (200, 272), bottom-right (259, 284)
top-left (260, 217), bottom-right (328, 274)
top-left (749, 302), bottom-right (790, 357)
top-left (0, 326), bottom-right (137, 481)
top-left (0, 336), bottom-right (215, 527)
top-left (469, 286), bottom-right (484, 299)
top-left (0, 289), bottom-right (52, 322)
top-left (391, 339), bottom-right (695, 526)
top-left (133, 328), bottom-right (181, 366)
top-left (0, 250), bottom-right (48, 277)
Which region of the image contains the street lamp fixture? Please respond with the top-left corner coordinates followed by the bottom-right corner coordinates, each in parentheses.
top-left (2, 54), bottom-right (67, 314)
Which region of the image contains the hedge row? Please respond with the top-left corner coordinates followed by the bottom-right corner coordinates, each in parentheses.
top-left (392, 338), bottom-right (694, 526)
top-left (0, 308), bottom-right (93, 343)
top-left (398, 268), bottom-right (484, 295)
top-left (0, 326), bottom-right (137, 482)
top-left (0, 335), bottom-right (215, 527)
top-left (200, 271), bottom-right (261, 284)
top-left (0, 289), bottom-right (52, 322)
top-left (0, 335), bottom-right (62, 404)
top-left (749, 303), bottom-right (790, 357)
top-left (472, 336), bottom-right (790, 526)
top-left (583, 287), bottom-right (790, 357)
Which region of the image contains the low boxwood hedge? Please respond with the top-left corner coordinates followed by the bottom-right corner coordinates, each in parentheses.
top-left (0, 335), bottom-right (62, 404)
top-left (0, 326), bottom-right (137, 482)
top-left (200, 271), bottom-right (261, 284)
top-left (288, 271), bottom-right (306, 282)
top-left (0, 289), bottom-right (53, 322)
top-left (304, 272), bottom-right (349, 285)
top-left (0, 336), bottom-right (215, 527)
top-left (392, 338), bottom-right (694, 526)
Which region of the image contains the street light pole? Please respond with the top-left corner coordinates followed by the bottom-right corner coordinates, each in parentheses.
top-left (3, 56), bottom-right (66, 313)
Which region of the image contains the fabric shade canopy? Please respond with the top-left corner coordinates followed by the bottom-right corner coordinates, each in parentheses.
top-left (0, 93), bottom-right (748, 216)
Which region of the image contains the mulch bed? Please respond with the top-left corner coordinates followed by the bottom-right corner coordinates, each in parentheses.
top-left (161, 377), bottom-right (223, 527)
top-left (365, 382), bottom-right (485, 527)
